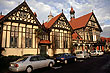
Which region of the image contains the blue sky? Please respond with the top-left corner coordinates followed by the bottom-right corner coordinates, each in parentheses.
top-left (0, 0), bottom-right (110, 37)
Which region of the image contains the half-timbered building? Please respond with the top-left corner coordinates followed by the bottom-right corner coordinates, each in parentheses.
top-left (0, 1), bottom-right (41, 56)
top-left (0, 1), bottom-right (103, 56)
top-left (69, 7), bottom-right (103, 52)
top-left (42, 11), bottom-right (73, 56)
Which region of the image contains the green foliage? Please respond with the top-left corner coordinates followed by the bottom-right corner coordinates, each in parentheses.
top-left (0, 47), bottom-right (5, 56)
top-left (37, 28), bottom-right (44, 39)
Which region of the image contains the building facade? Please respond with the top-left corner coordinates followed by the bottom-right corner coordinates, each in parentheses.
top-left (42, 12), bottom-right (73, 56)
top-left (0, 1), bottom-right (41, 56)
top-left (69, 7), bottom-right (103, 53)
top-left (100, 37), bottom-right (110, 52)
top-left (0, 1), bottom-right (103, 56)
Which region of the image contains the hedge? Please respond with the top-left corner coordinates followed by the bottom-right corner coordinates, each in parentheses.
top-left (0, 56), bottom-right (21, 68)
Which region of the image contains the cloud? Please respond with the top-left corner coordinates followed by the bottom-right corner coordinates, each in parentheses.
top-left (0, 0), bottom-right (110, 37)
top-left (0, 0), bottom-right (109, 24)
top-left (101, 24), bottom-right (110, 30)
top-left (27, 0), bottom-right (59, 23)
top-left (101, 26), bottom-right (110, 37)
top-left (67, 0), bottom-right (110, 24)
top-left (0, 0), bottom-right (17, 14)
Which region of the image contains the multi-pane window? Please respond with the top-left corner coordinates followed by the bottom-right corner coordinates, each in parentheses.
top-left (25, 28), bottom-right (32, 48)
top-left (64, 33), bottom-right (68, 48)
top-left (10, 26), bottom-right (18, 48)
top-left (96, 31), bottom-right (100, 41)
top-left (50, 30), bottom-right (71, 49)
top-left (54, 32), bottom-right (60, 49)
top-left (87, 32), bottom-right (89, 40)
top-left (89, 31), bottom-right (93, 41)
top-left (41, 34), bottom-right (48, 40)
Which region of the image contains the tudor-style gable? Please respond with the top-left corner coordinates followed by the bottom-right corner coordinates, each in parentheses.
top-left (0, 1), bottom-right (41, 50)
top-left (44, 12), bottom-right (72, 31)
top-left (0, 1), bottom-right (41, 26)
top-left (44, 12), bottom-right (72, 50)
top-left (86, 14), bottom-right (102, 32)
top-left (70, 12), bottom-right (102, 32)
top-left (53, 15), bottom-right (71, 30)
top-left (70, 12), bottom-right (102, 42)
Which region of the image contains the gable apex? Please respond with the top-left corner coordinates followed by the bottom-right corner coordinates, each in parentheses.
top-left (0, 1), bottom-right (41, 26)
top-left (44, 12), bottom-right (73, 30)
top-left (69, 12), bottom-right (93, 30)
top-left (89, 12), bottom-right (102, 32)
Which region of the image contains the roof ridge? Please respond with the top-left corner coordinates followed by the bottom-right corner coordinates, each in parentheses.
top-left (75, 12), bottom-right (92, 19)
top-left (44, 12), bottom-right (62, 29)
top-left (69, 12), bottom-right (93, 30)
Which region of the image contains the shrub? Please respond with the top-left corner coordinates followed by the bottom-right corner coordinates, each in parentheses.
top-left (0, 56), bottom-right (21, 68)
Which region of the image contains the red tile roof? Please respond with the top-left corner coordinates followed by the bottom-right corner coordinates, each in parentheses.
top-left (0, 15), bottom-right (5, 19)
top-left (106, 38), bottom-right (110, 42)
top-left (40, 40), bottom-right (51, 44)
top-left (100, 37), bottom-right (110, 42)
top-left (100, 37), bottom-right (106, 42)
top-left (44, 13), bottom-right (62, 29)
top-left (72, 32), bottom-right (83, 40)
top-left (69, 12), bottom-right (93, 30)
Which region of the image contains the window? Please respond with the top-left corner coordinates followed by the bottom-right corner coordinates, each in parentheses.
top-left (30, 56), bottom-right (38, 61)
top-left (54, 32), bottom-right (60, 48)
top-left (41, 34), bottom-right (48, 40)
top-left (87, 32), bottom-right (89, 40)
top-left (37, 56), bottom-right (46, 60)
top-left (10, 26), bottom-right (18, 48)
top-left (25, 28), bottom-right (32, 48)
top-left (51, 30), bottom-right (71, 49)
top-left (16, 57), bottom-right (28, 62)
top-left (64, 33), bottom-right (68, 48)
top-left (89, 31), bottom-right (93, 41)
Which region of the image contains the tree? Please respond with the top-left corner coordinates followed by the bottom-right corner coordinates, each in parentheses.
top-left (0, 47), bottom-right (5, 56)
top-left (36, 28), bottom-right (44, 39)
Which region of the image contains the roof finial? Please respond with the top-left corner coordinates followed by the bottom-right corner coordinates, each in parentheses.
top-left (71, 6), bottom-right (73, 9)
top-left (34, 12), bottom-right (37, 17)
top-left (49, 11), bottom-right (52, 15)
top-left (0, 12), bottom-right (2, 15)
top-left (62, 9), bottom-right (63, 13)
top-left (42, 20), bottom-right (44, 24)
top-left (92, 10), bottom-right (93, 12)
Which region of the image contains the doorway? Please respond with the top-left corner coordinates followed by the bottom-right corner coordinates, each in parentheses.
top-left (40, 46), bottom-right (47, 55)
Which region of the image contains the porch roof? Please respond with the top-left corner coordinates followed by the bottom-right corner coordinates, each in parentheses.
top-left (39, 40), bottom-right (51, 44)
